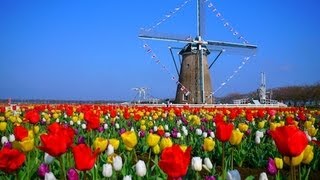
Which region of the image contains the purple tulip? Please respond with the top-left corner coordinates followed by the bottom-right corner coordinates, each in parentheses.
top-left (97, 126), bottom-right (104, 133)
top-left (204, 176), bottom-right (216, 180)
top-left (67, 168), bottom-right (79, 180)
top-left (127, 121), bottom-right (132, 127)
top-left (77, 136), bottom-right (85, 144)
top-left (267, 158), bottom-right (278, 175)
top-left (246, 129), bottom-right (251, 135)
top-left (119, 128), bottom-right (126, 135)
top-left (139, 130), bottom-right (146, 138)
top-left (73, 128), bottom-right (79, 135)
top-left (3, 142), bottom-right (12, 149)
top-left (37, 163), bottom-right (50, 178)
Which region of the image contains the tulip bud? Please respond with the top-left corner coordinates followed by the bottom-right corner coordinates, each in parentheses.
top-left (259, 172), bottom-right (268, 180)
top-left (113, 155), bottom-right (123, 171)
top-left (123, 175), bottom-right (132, 180)
top-left (44, 153), bottom-right (55, 164)
top-left (196, 128), bottom-right (202, 136)
top-left (67, 168), bottom-right (79, 180)
top-left (204, 157), bottom-right (213, 170)
top-left (227, 170), bottom-right (241, 180)
top-left (135, 160), bottom-right (147, 177)
top-left (44, 172), bottom-right (57, 180)
top-left (38, 163), bottom-right (50, 178)
top-left (102, 163), bottom-right (113, 177)
top-left (191, 157), bottom-right (202, 171)
top-left (9, 134), bottom-right (15, 142)
top-left (274, 157), bottom-right (283, 169)
top-left (1, 136), bottom-right (8, 145)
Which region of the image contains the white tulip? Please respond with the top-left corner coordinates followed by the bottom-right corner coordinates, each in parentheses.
top-left (227, 170), bottom-right (241, 180)
top-left (69, 121), bottom-right (74, 126)
top-left (81, 124), bottom-right (86, 129)
top-left (191, 157), bottom-right (202, 171)
top-left (164, 125), bottom-right (169, 131)
top-left (209, 131), bottom-right (215, 138)
top-left (195, 128), bottom-right (202, 136)
top-left (44, 153), bottom-right (55, 164)
top-left (259, 172), bottom-right (268, 180)
top-left (107, 144), bottom-right (114, 156)
top-left (115, 123), bottom-right (120, 129)
top-left (176, 132), bottom-right (181, 138)
top-left (1, 136), bottom-right (8, 145)
top-left (113, 155), bottom-right (123, 171)
top-left (102, 163), bottom-right (113, 177)
top-left (104, 123), bottom-right (108, 130)
top-left (202, 132), bottom-right (208, 138)
top-left (9, 134), bottom-right (15, 142)
top-left (123, 175), bottom-right (132, 180)
top-left (44, 172), bottom-right (57, 180)
top-left (55, 119), bottom-right (60, 123)
top-left (164, 132), bottom-right (171, 137)
top-left (255, 136), bottom-right (261, 144)
top-left (135, 160), bottom-right (147, 177)
top-left (204, 157), bottom-right (213, 170)
top-left (177, 120), bottom-right (182, 126)
top-left (77, 121), bottom-right (81, 125)
top-left (153, 126), bottom-right (158, 132)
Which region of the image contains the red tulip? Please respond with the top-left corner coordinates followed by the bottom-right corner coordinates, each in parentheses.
top-left (270, 125), bottom-right (308, 157)
top-left (25, 110), bottom-right (40, 124)
top-left (72, 144), bottom-right (98, 171)
top-left (0, 147), bottom-right (26, 173)
top-left (38, 133), bottom-right (69, 157)
top-left (216, 121), bottom-right (234, 142)
top-left (158, 144), bottom-right (191, 179)
top-left (13, 126), bottom-right (28, 141)
top-left (47, 123), bottom-right (75, 147)
top-left (84, 111), bottom-right (100, 130)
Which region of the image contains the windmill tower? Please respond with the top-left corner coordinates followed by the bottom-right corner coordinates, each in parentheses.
top-left (139, 0), bottom-right (257, 104)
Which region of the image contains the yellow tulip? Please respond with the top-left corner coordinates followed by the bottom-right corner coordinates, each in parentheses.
top-left (146, 133), bottom-right (160, 147)
top-left (93, 137), bottom-right (108, 153)
top-left (13, 132), bottom-right (35, 152)
top-left (0, 116), bottom-right (5, 121)
top-left (109, 138), bottom-right (120, 150)
top-left (238, 123), bottom-right (248, 132)
top-left (284, 152), bottom-right (304, 166)
top-left (270, 122), bottom-right (282, 131)
top-left (229, 129), bottom-right (244, 146)
top-left (258, 121), bottom-right (266, 129)
top-left (79, 113), bottom-right (84, 120)
top-left (140, 125), bottom-right (147, 131)
top-left (302, 145), bottom-right (314, 164)
top-left (72, 116), bottom-right (79, 123)
top-left (307, 126), bottom-right (318, 137)
top-left (121, 131), bottom-right (137, 151)
top-left (0, 122), bottom-right (7, 132)
top-left (203, 137), bottom-right (215, 152)
top-left (152, 144), bottom-right (160, 154)
top-left (274, 157), bottom-right (283, 169)
top-left (304, 121), bottom-right (312, 129)
top-left (53, 113), bottom-right (59, 119)
top-left (33, 125), bottom-right (40, 134)
top-left (160, 137), bottom-right (173, 151)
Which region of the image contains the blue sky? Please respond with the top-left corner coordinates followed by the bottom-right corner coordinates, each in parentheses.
top-left (1, 0), bottom-right (319, 101)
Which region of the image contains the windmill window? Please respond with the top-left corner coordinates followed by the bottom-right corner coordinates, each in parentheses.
top-left (182, 94), bottom-right (189, 101)
top-left (187, 64), bottom-right (190, 68)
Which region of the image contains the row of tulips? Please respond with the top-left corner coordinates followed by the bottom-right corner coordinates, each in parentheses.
top-left (0, 104), bottom-right (319, 179)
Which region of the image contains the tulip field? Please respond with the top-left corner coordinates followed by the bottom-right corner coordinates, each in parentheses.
top-left (0, 104), bottom-right (319, 180)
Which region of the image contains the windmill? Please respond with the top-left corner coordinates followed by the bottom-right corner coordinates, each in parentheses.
top-left (139, 0), bottom-right (257, 104)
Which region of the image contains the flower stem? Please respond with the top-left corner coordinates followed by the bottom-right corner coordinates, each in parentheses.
top-left (222, 142), bottom-right (225, 179)
top-left (58, 156), bottom-right (66, 180)
top-left (231, 147), bottom-right (234, 170)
